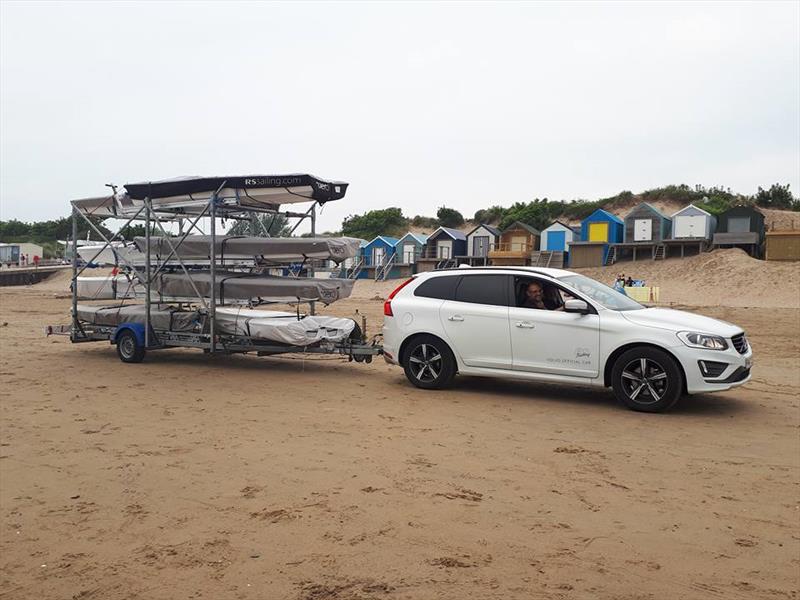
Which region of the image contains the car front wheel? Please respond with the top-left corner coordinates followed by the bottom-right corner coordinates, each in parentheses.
top-left (402, 335), bottom-right (456, 390)
top-left (611, 347), bottom-right (683, 412)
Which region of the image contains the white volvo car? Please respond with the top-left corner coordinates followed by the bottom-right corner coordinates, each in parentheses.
top-left (381, 267), bottom-right (752, 412)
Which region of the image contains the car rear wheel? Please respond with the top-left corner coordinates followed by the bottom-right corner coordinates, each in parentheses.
top-left (611, 347), bottom-right (683, 412)
top-left (117, 330), bottom-right (145, 363)
top-left (402, 335), bottom-right (456, 390)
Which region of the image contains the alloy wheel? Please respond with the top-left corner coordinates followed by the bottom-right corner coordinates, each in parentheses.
top-left (620, 357), bottom-right (669, 405)
top-left (408, 343), bottom-right (443, 383)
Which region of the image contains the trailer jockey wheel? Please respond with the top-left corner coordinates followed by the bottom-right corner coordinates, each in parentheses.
top-left (365, 355), bottom-right (372, 364)
top-left (117, 330), bottom-right (146, 363)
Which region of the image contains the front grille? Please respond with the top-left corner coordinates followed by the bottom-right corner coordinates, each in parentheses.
top-left (731, 333), bottom-right (748, 354)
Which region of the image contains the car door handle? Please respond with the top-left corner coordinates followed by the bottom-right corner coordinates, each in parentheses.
top-left (448, 315), bottom-right (464, 322)
top-left (515, 322), bottom-right (535, 329)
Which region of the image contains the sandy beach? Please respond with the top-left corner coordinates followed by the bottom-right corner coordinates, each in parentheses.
top-left (1, 257), bottom-right (798, 600)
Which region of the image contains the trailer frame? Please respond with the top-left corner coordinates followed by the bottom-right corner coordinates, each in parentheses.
top-left (63, 177), bottom-right (382, 363)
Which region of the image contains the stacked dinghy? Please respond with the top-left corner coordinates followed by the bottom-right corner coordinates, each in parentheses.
top-left (64, 173), bottom-right (379, 361)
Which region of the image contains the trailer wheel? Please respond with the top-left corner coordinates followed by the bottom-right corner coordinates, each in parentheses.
top-left (117, 330), bottom-right (145, 363)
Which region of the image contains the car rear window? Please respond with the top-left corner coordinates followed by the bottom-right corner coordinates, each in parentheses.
top-left (414, 275), bottom-right (459, 300)
top-left (455, 274), bottom-right (508, 306)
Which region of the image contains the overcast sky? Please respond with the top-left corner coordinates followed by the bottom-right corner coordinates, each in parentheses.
top-left (1, 1), bottom-right (798, 233)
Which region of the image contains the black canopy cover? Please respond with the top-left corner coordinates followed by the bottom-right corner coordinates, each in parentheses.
top-left (124, 174), bottom-right (348, 203)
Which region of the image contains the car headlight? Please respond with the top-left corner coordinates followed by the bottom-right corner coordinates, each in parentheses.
top-left (677, 331), bottom-right (729, 351)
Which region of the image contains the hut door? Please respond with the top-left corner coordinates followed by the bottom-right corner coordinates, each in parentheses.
top-left (473, 236), bottom-right (489, 256)
top-left (373, 246), bottom-right (385, 266)
top-left (588, 222), bottom-right (608, 242)
top-left (403, 243), bottom-right (416, 264)
top-left (675, 215), bottom-right (704, 238)
top-left (547, 231), bottom-right (565, 251)
top-left (634, 219), bottom-right (651, 241)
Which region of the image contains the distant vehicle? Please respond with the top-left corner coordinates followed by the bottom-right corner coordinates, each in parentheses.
top-left (381, 267), bottom-right (752, 412)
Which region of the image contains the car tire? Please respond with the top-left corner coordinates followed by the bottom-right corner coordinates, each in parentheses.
top-left (402, 334), bottom-right (457, 390)
top-left (611, 347), bottom-right (683, 413)
top-left (116, 330), bottom-right (146, 363)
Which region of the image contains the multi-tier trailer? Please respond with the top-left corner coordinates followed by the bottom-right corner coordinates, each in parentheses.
top-left (48, 174), bottom-right (382, 364)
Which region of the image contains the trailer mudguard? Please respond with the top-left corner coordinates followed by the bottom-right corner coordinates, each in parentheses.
top-left (113, 323), bottom-right (145, 347)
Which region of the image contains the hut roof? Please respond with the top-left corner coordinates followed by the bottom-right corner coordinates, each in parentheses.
top-left (501, 221), bottom-right (541, 235)
top-left (466, 223), bottom-right (501, 237)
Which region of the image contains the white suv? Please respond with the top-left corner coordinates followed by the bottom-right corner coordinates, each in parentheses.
top-left (381, 267), bottom-right (752, 412)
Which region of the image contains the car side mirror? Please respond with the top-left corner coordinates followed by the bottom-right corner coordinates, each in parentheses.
top-left (564, 299), bottom-right (590, 314)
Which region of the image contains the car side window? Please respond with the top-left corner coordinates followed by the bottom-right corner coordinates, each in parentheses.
top-left (515, 276), bottom-right (574, 310)
top-left (414, 275), bottom-right (460, 300)
top-left (454, 274), bottom-right (509, 306)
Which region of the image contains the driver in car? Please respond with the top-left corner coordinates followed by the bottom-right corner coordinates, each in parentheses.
top-left (521, 281), bottom-right (564, 311)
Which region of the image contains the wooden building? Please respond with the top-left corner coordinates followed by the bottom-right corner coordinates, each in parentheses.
top-left (533, 221), bottom-right (576, 268)
top-left (457, 224), bottom-right (500, 266)
top-left (395, 232), bottom-right (428, 265)
top-left (765, 230), bottom-right (800, 261)
top-left (357, 236), bottom-right (399, 279)
top-left (569, 209), bottom-right (624, 267)
top-left (623, 203), bottom-right (672, 243)
top-left (606, 203), bottom-right (673, 262)
top-left (488, 221), bottom-right (540, 266)
top-left (416, 227), bottom-right (467, 272)
top-left (713, 205), bottom-right (765, 258)
top-left (663, 204), bottom-right (717, 258)
top-left (540, 221), bottom-right (575, 252)
top-left (671, 204), bottom-right (716, 240)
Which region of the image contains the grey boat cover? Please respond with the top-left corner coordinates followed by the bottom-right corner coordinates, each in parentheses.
top-left (75, 304), bottom-right (200, 332)
top-left (134, 236), bottom-right (361, 264)
top-left (215, 308), bottom-right (355, 345)
top-left (150, 271), bottom-right (354, 304)
top-left (76, 276), bottom-right (140, 300)
top-left (75, 304), bottom-right (355, 345)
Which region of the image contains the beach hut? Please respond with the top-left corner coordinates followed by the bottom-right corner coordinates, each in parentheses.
top-left (623, 203), bottom-right (672, 243)
top-left (671, 204), bottom-right (716, 240)
top-left (663, 204), bottom-right (716, 258)
top-left (358, 236), bottom-right (400, 280)
top-left (713, 205), bottom-right (765, 258)
top-left (606, 203), bottom-right (674, 262)
top-left (458, 224), bottom-right (501, 266)
top-left (569, 209), bottom-right (624, 267)
top-left (416, 227), bottom-right (467, 271)
top-left (536, 221), bottom-right (575, 267)
top-left (395, 232), bottom-right (428, 265)
top-left (488, 221), bottom-right (540, 266)
top-left (362, 236), bottom-right (398, 267)
top-left (580, 209), bottom-right (624, 243)
top-left (540, 221), bottom-right (575, 252)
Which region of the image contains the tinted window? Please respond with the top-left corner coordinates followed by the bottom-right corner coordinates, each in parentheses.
top-left (414, 275), bottom-right (459, 300)
top-left (455, 275), bottom-right (508, 306)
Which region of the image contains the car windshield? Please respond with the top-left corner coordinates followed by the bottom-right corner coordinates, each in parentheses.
top-left (558, 274), bottom-right (645, 311)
